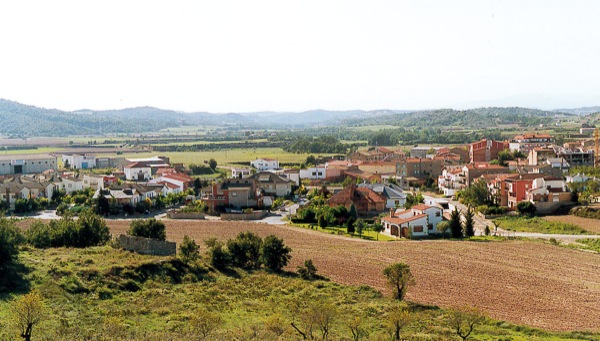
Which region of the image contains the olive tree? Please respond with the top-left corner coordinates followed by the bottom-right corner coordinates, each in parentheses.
top-left (383, 262), bottom-right (415, 301)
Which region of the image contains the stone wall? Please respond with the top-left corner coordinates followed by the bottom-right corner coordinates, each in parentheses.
top-left (167, 210), bottom-right (206, 219)
top-left (118, 234), bottom-right (176, 256)
top-left (221, 210), bottom-right (268, 221)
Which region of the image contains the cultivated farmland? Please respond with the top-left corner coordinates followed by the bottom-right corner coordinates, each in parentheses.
top-left (92, 219), bottom-right (600, 332)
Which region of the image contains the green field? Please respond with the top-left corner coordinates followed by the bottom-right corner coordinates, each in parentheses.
top-left (1, 245), bottom-right (596, 340)
top-left (119, 148), bottom-right (337, 166)
top-left (493, 216), bottom-right (590, 235)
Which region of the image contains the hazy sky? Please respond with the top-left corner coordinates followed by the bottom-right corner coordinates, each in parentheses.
top-left (0, 1), bottom-right (598, 112)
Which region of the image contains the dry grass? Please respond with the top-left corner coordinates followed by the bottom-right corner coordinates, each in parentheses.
top-left (543, 215), bottom-right (600, 234)
top-left (18, 218), bottom-right (600, 332)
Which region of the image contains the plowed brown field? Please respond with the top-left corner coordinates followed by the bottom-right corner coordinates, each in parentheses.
top-left (20, 219), bottom-right (600, 331)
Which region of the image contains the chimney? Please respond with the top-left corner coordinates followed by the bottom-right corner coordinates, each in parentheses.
top-left (389, 208), bottom-right (395, 218)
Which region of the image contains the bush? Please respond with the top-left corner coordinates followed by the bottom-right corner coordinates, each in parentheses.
top-left (259, 235), bottom-right (292, 271)
top-left (517, 201), bottom-right (536, 216)
top-left (179, 235), bottom-right (200, 263)
top-left (297, 259), bottom-right (318, 280)
top-left (128, 219), bottom-right (166, 241)
top-left (204, 238), bottom-right (231, 270)
top-left (0, 218), bottom-right (24, 268)
top-left (227, 231), bottom-right (262, 269)
top-left (346, 217), bottom-right (356, 234)
top-left (56, 202), bottom-right (70, 216)
top-left (26, 212), bottom-right (110, 248)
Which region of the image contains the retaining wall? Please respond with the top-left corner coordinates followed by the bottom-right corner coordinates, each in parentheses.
top-left (221, 210), bottom-right (268, 221)
top-left (118, 234), bottom-right (176, 256)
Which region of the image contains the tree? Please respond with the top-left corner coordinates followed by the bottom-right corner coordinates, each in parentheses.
top-left (0, 218), bottom-right (24, 270)
top-left (450, 207), bottom-right (463, 238)
top-left (463, 206), bottom-right (475, 237)
top-left (259, 235), bottom-right (292, 271)
top-left (459, 179), bottom-right (490, 207)
top-left (436, 220), bottom-right (451, 238)
top-left (208, 158), bottom-right (217, 171)
top-left (128, 218), bottom-right (166, 240)
top-left (227, 231), bottom-right (262, 269)
top-left (75, 211), bottom-right (111, 247)
top-left (497, 149), bottom-right (514, 166)
top-left (446, 306), bottom-right (485, 341)
top-left (348, 317), bottom-right (369, 341)
top-left (348, 203), bottom-right (358, 219)
top-left (305, 155), bottom-right (317, 166)
top-left (94, 194), bottom-right (110, 215)
top-left (11, 291), bottom-right (44, 341)
top-left (386, 303), bottom-right (411, 341)
top-left (204, 238), bottom-right (231, 270)
top-left (346, 217), bottom-right (356, 234)
top-left (355, 219), bottom-right (365, 238)
top-left (297, 259), bottom-right (318, 280)
top-left (179, 235), bottom-right (200, 264)
top-left (193, 178), bottom-right (202, 195)
top-left (383, 262), bottom-right (415, 301)
top-left (372, 222), bottom-right (384, 241)
top-left (517, 201), bottom-right (536, 216)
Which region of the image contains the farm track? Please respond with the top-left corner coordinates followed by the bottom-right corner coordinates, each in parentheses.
top-left (17, 219), bottom-right (600, 332)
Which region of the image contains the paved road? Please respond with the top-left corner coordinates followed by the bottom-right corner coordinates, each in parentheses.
top-left (423, 194), bottom-right (600, 243)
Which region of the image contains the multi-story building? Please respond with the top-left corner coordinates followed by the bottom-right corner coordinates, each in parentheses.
top-left (250, 158), bottom-right (279, 171)
top-left (61, 153), bottom-right (97, 169)
top-left (509, 133), bottom-right (555, 153)
top-left (469, 139), bottom-right (508, 163)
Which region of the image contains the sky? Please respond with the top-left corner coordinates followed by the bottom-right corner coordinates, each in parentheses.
top-left (0, 0), bottom-right (599, 113)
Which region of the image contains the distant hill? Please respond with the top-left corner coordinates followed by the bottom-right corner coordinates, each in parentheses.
top-left (0, 99), bottom-right (582, 137)
top-left (341, 107), bottom-right (571, 130)
top-left (554, 106), bottom-right (600, 115)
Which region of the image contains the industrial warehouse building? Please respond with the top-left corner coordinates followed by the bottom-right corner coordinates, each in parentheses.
top-left (0, 154), bottom-right (58, 175)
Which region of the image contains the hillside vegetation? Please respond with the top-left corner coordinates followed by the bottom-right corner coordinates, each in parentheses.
top-left (1, 245), bottom-right (598, 340)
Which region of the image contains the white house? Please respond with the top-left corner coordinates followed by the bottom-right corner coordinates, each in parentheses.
top-left (437, 167), bottom-right (466, 197)
top-left (381, 204), bottom-right (443, 238)
top-left (58, 176), bottom-right (85, 194)
top-left (83, 174), bottom-right (105, 190)
top-left (124, 162), bottom-right (152, 181)
top-left (566, 173), bottom-right (590, 183)
top-left (299, 167), bottom-right (326, 180)
top-left (250, 158), bottom-right (279, 171)
top-left (231, 168), bottom-right (252, 179)
top-left (62, 153), bottom-right (97, 169)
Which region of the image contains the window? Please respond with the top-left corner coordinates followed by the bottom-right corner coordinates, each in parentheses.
top-left (413, 225), bottom-right (423, 233)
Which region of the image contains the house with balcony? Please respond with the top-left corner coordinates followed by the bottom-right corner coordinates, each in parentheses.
top-left (437, 166), bottom-right (467, 197)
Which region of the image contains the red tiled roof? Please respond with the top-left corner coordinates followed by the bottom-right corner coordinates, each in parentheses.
top-left (125, 162), bottom-right (149, 169)
top-left (410, 204), bottom-right (433, 211)
top-left (382, 213), bottom-right (427, 225)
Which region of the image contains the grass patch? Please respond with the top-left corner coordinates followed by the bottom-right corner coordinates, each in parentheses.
top-left (0, 246), bottom-right (596, 340)
top-left (493, 216), bottom-right (590, 235)
top-left (290, 222), bottom-right (400, 241)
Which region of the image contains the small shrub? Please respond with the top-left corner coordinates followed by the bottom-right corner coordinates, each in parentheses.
top-left (259, 235), bottom-right (291, 271)
top-left (128, 218), bottom-right (166, 240)
top-left (179, 235), bottom-right (200, 264)
top-left (297, 259), bottom-right (318, 280)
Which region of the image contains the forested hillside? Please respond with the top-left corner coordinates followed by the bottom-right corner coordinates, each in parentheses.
top-left (342, 107), bottom-right (571, 129)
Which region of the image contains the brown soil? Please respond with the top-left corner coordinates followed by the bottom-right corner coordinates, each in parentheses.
top-left (543, 215), bottom-right (600, 234)
top-left (19, 219), bottom-right (600, 332)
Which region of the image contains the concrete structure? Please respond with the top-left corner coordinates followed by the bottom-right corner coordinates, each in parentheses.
top-left (410, 146), bottom-right (445, 159)
top-left (249, 171), bottom-right (292, 197)
top-left (0, 154), bottom-right (57, 175)
top-left (61, 153), bottom-right (96, 169)
top-left (528, 148), bottom-right (556, 166)
top-left (250, 158), bottom-right (279, 171)
top-left (553, 146), bottom-right (594, 167)
top-left (118, 234), bottom-right (176, 256)
top-left (437, 167), bottom-right (467, 197)
top-left (396, 158), bottom-right (443, 182)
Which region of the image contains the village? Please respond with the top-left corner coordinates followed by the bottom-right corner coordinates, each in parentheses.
top-left (0, 129), bottom-right (598, 240)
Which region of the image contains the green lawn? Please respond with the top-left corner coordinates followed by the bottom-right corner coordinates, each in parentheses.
top-left (493, 216), bottom-right (590, 235)
top-left (289, 222), bottom-right (397, 241)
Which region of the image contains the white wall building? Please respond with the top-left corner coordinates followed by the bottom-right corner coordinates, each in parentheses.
top-left (231, 168), bottom-right (252, 179)
top-left (250, 158), bottom-right (279, 171)
top-left (299, 167), bottom-right (326, 180)
top-left (381, 204), bottom-right (443, 238)
top-left (0, 154), bottom-right (57, 175)
top-left (62, 153), bottom-right (97, 169)
top-left (124, 162), bottom-right (152, 181)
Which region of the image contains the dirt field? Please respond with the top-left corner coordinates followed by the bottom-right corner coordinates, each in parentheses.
top-left (544, 215), bottom-right (600, 234)
top-left (18, 218), bottom-right (600, 332)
